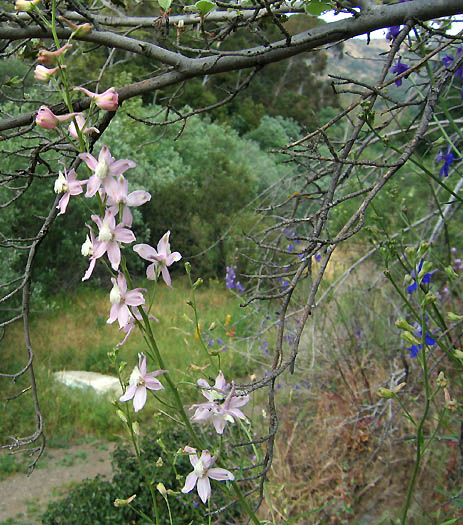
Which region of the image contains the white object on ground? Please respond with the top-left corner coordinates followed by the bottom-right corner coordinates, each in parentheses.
top-left (54, 370), bottom-right (122, 396)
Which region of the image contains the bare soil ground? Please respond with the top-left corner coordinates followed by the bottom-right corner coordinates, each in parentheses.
top-left (0, 442), bottom-right (115, 524)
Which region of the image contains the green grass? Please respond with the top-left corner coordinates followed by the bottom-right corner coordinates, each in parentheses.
top-left (0, 278), bottom-right (255, 445)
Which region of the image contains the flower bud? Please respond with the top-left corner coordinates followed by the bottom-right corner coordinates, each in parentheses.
top-left (34, 65), bottom-right (62, 82)
top-left (395, 318), bottom-right (415, 332)
top-left (448, 312), bottom-right (463, 322)
top-left (114, 494), bottom-right (136, 507)
top-left (418, 261), bottom-right (433, 280)
top-left (454, 349), bottom-right (463, 361)
top-left (401, 331), bottom-right (420, 346)
top-left (156, 457), bottom-right (163, 467)
top-left (36, 106), bottom-right (79, 130)
top-left (59, 17), bottom-right (92, 35)
top-left (444, 388), bottom-right (457, 411)
top-left (377, 387), bottom-right (394, 399)
top-left (437, 371), bottom-right (447, 389)
top-left (38, 44), bottom-right (71, 66)
top-left (422, 292), bottom-right (437, 306)
top-left (156, 482), bottom-right (167, 495)
top-left (116, 410), bottom-right (128, 424)
top-left (15, 0), bottom-right (40, 12)
top-left (444, 265), bottom-right (458, 281)
top-left (417, 242), bottom-right (431, 258)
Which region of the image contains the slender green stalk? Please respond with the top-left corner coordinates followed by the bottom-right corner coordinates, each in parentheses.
top-left (400, 314), bottom-right (432, 524)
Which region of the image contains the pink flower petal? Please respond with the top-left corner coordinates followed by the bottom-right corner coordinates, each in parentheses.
top-left (57, 192), bottom-right (70, 215)
top-left (133, 386), bottom-right (147, 412)
top-left (160, 266), bottom-right (171, 287)
top-left (127, 190), bottom-right (151, 207)
top-left (114, 226), bottom-right (136, 244)
top-left (82, 258), bottom-right (96, 281)
top-left (138, 354), bottom-right (147, 376)
top-left (181, 472), bottom-right (198, 494)
top-left (79, 152), bottom-right (98, 171)
top-left (119, 384), bottom-right (137, 402)
top-left (207, 467), bottom-right (234, 481)
top-left (133, 244), bottom-right (157, 261)
top-left (107, 242), bottom-right (121, 270)
top-left (197, 476), bottom-right (211, 504)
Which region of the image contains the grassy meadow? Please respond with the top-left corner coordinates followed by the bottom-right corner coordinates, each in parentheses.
top-left (1, 278), bottom-right (259, 449)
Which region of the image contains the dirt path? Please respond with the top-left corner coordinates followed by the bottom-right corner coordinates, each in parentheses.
top-left (0, 442), bottom-right (115, 524)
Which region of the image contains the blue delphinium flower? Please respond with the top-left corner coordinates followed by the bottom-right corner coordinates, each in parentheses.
top-left (391, 56), bottom-right (409, 87)
top-left (407, 258), bottom-right (433, 294)
top-left (435, 145), bottom-right (455, 178)
top-left (442, 46), bottom-right (463, 80)
top-left (407, 327), bottom-right (436, 358)
top-left (386, 25), bottom-right (401, 41)
top-left (226, 265), bottom-right (244, 292)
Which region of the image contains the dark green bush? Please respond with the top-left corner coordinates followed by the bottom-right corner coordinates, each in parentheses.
top-left (42, 425), bottom-right (243, 524)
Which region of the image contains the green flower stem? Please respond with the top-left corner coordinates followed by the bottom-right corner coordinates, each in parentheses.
top-left (124, 405), bottom-right (160, 525)
top-left (400, 314), bottom-right (432, 524)
top-left (127, 502), bottom-right (157, 524)
top-left (186, 272), bottom-right (219, 374)
top-left (383, 270), bottom-right (421, 324)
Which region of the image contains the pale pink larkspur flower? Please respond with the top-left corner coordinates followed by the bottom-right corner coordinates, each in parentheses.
top-left (190, 371), bottom-right (249, 434)
top-left (38, 44), bottom-right (71, 66)
top-left (105, 175), bottom-right (151, 227)
top-left (74, 86), bottom-right (118, 111)
top-left (133, 231), bottom-right (181, 287)
top-left (36, 106), bottom-right (79, 130)
top-left (34, 65), bottom-right (62, 82)
top-left (68, 114), bottom-right (99, 140)
top-left (79, 145), bottom-right (136, 198)
top-left (81, 226), bottom-right (100, 281)
top-left (119, 353), bottom-right (167, 412)
top-left (181, 449), bottom-right (234, 504)
top-left (91, 209), bottom-right (136, 271)
top-left (107, 272), bottom-right (146, 329)
top-left (54, 166), bottom-right (87, 216)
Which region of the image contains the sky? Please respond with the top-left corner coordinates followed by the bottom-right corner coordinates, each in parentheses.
top-left (320, 10), bottom-right (463, 40)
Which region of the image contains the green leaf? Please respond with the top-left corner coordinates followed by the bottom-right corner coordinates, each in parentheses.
top-left (159, 0), bottom-right (172, 10)
top-left (195, 0), bottom-right (216, 16)
top-left (304, 0), bottom-right (332, 16)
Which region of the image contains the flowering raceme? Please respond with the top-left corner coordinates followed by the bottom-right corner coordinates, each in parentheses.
top-left (181, 449), bottom-right (234, 504)
top-left (74, 86), bottom-right (119, 111)
top-left (119, 353), bottom-right (167, 412)
top-left (107, 273), bottom-right (146, 329)
top-left (133, 231), bottom-right (182, 287)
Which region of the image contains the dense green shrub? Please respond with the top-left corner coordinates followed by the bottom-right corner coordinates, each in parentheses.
top-left (42, 426), bottom-right (243, 524)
